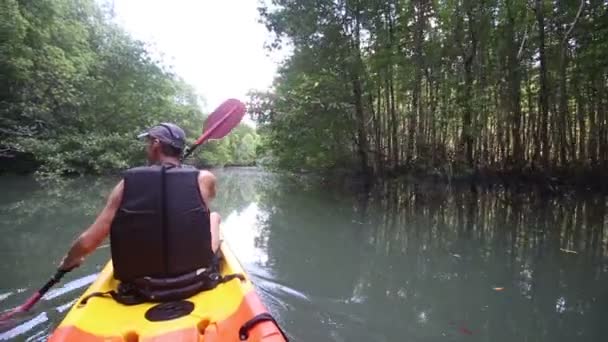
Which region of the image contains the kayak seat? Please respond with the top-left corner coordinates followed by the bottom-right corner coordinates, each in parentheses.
top-left (78, 249), bottom-right (245, 307)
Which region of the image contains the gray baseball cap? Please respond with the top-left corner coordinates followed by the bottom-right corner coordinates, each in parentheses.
top-left (137, 123), bottom-right (186, 150)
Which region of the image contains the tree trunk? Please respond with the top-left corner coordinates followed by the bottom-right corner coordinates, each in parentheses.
top-left (575, 75), bottom-right (586, 162)
top-left (558, 47), bottom-right (569, 166)
top-left (462, 4), bottom-right (477, 168)
top-left (599, 80), bottom-right (607, 166)
top-left (525, 65), bottom-right (534, 162)
top-left (371, 89), bottom-right (383, 174)
top-left (350, 1), bottom-right (370, 176)
top-left (385, 5), bottom-right (398, 169)
top-left (506, 2), bottom-right (523, 167)
top-left (535, 0), bottom-right (550, 168)
top-left (389, 76), bottom-right (398, 166)
top-left (352, 76), bottom-right (369, 175)
top-left (384, 74), bottom-right (393, 168)
top-left (588, 83), bottom-right (597, 165)
top-left (430, 73), bottom-right (439, 164)
top-left (560, 0), bottom-right (585, 165)
top-left (410, 0), bottom-right (425, 162)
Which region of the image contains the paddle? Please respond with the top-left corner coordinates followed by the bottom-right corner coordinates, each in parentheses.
top-left (0, 270), bottom-right (68, 322)
top-left (0, 98), bottom-right (246, 324)
top-left (182, 98), bottom-right (246, 161)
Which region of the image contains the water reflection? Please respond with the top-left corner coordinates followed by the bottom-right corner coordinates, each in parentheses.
top-left (222, 203), bottom-right (270, 267)
top-left (0, 170), bottom-right (607, 341)
top-left (251, 177), bottom-right (608, 341)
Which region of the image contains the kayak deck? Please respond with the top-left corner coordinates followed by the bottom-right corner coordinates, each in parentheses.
top-left (48, 242), bottom-right (286, 341)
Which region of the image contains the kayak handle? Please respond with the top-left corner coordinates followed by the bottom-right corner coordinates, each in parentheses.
top-left (239, 312), bottom-right (289, 341)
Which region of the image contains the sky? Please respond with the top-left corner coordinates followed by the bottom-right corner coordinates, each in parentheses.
top-left (109, 0), bottom-right (287, 116)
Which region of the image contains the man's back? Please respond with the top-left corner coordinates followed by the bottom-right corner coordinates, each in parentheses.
top-left (110, 165), bottom-right (213, 282)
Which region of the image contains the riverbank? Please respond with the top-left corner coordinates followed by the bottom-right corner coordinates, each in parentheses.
top-left (2, 160), bottom-right (605, 198)
top-left (311, 162), bottom-right (608, 197)
top-left (398, 165), bottom-right (607, 196)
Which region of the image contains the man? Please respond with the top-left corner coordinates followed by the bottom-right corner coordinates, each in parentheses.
top-left (58, 123), bottom-right (221, 288)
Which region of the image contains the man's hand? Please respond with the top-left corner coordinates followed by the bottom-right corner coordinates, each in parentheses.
top-left (58, 255), bottom-right (84, 272)
top-left (57, 181), bottom-right (124, 271)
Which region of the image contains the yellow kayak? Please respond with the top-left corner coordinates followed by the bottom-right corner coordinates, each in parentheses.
top-left (48, 242), bottom-right (287, 341)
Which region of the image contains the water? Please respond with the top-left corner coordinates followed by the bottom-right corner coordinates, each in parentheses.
top-left (1, 168), bottom-right (607, 341)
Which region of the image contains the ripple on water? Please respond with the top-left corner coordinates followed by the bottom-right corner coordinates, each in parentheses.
top-left (42, 274), bottom-right (98, 301)
top-left (0, 312), bottom-right (48, 341)
top-left (55, 299), bottom-right (77, 313)
top-left (0, 273), bottom-right (98, 340)
top-left (0, 293), bottom-right (12, 303)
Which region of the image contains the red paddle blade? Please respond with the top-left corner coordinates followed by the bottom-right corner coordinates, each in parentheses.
top-left (196, 99), bottom-right (246, 145)
top-left (0, 292), bottom-right (40, 322)
top-left (0, 309), bottom-right (19, 322)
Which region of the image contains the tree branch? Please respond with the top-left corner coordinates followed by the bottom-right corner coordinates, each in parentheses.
top-left (563, 0), bottom-right (584, 45)
top-left (517, 24), bottom-right (528, 60)
top-left (517, 3), bottom-right (532, 60)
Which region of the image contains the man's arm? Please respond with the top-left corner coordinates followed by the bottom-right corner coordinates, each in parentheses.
top-left (58, 180), bottom-right (124, 271)
top-left (197, 170), bottom-right (217, 207)
top-left (198, 170), bottom-right (221, 251)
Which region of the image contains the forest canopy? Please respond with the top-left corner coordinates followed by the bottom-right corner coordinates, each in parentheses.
top-left (0, 0), bottom-right (257, 175)
top-left (2, 0), bottom-right (606, 185)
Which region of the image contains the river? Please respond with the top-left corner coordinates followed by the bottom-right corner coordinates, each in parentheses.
top-left (0, 167), bottom-right (607, 341)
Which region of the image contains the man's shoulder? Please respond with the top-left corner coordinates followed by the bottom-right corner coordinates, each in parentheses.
top-left (196, 169), bottom-right (217, 203)
top-left (197, 169), bottom-right (216, 181)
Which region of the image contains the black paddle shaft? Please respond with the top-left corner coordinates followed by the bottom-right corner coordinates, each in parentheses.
top-left (39, 270), bottom-right (68, 294)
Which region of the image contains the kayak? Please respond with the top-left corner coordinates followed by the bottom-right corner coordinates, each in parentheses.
top-left (48, 242), bottom-right (288, 341)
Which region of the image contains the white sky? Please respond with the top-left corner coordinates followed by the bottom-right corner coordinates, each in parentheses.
top-left (109, 0), bottom-right (287, 117)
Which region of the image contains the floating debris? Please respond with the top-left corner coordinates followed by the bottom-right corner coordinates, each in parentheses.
top-left (459, 326), bottom-right (474, 335)
top-left (560, 248), bottom-right (578, 254)
top-left (449, 320), bottom-right (475, 335)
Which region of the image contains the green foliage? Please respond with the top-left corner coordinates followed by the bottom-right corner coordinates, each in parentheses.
top-left (248, 51), bottom-right (358, 171)
top-left (0, 0), bottom-right (257, 175)
top-left (194, 123), bottom-right (259, 167)
top-left (254, 0), bottom-right (608, 178)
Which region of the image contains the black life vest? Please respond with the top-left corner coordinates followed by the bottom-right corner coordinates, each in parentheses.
top-left (110, 164), bottom-right (213, 282)
top-left (77, 164), bottom-right (245, 307)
